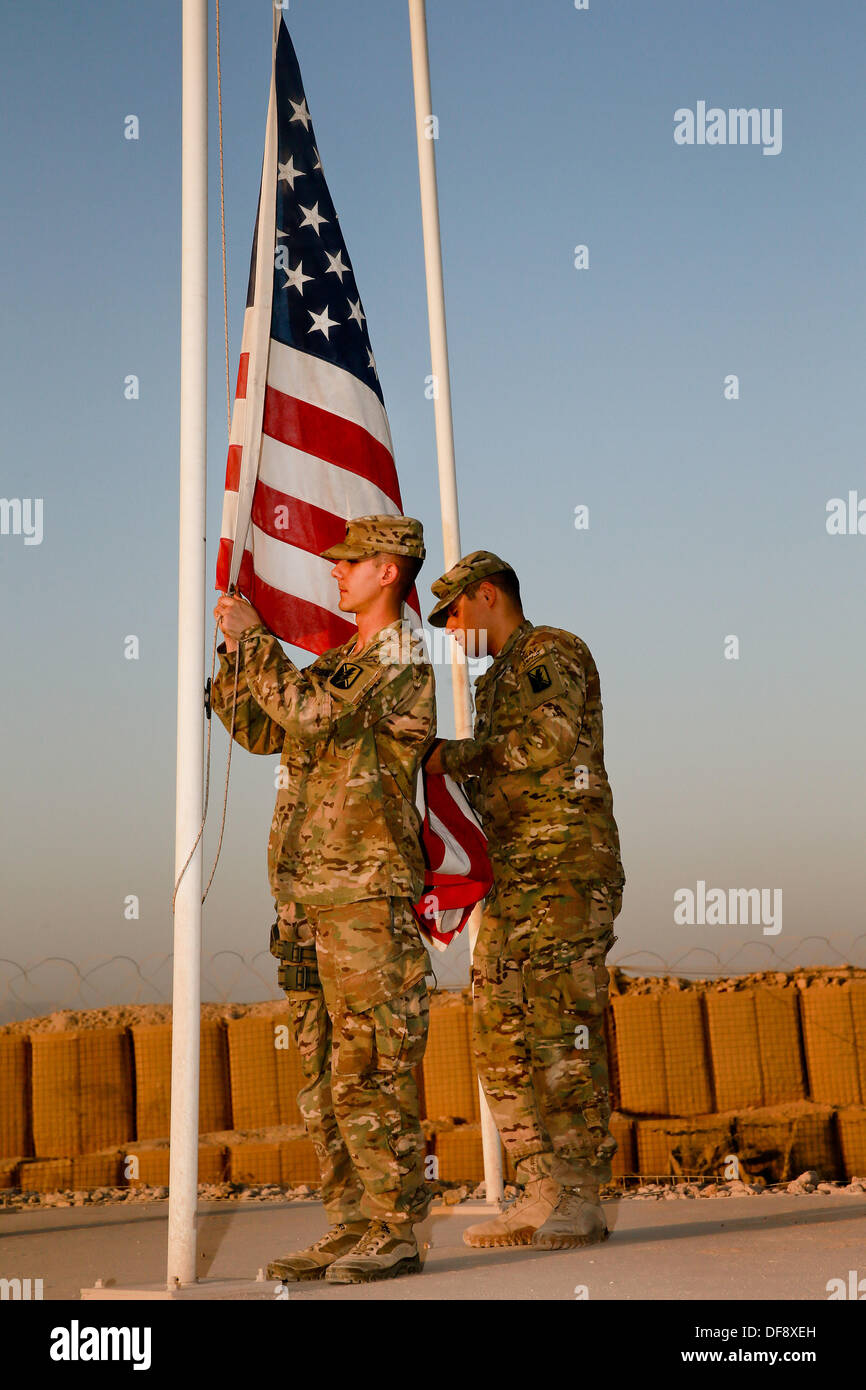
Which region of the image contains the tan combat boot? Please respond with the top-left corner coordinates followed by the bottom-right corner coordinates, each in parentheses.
top-left (324, 1219), bottom-right (422, 1283)
top-left (462, 1174), bottom-right (561, 1248)
top-left (267, 1219), bottom-right (369, 1282)
top-left (530, 1181), bottom-right (608, 1250)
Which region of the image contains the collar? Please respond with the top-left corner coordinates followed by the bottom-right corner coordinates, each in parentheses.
top-left (344, 617), bottom-right (404, 660)
top-left (475, 618), bottom-right (534, 684)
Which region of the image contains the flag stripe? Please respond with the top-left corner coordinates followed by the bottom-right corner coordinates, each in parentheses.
top-left (216, 539), bottom-right (355, 651)
top-left (250, 484), bottom-right (349, 556)
top-left (231, 327), bottom-right (395, 453)
top-left (263, 387), bottom-right (402, 503)
top-left (220, 460), bottom-right (395, 551)
top-left (268, 339), bottom-right (393, 452)
top-left (235, 352), bottom-right (249, 401)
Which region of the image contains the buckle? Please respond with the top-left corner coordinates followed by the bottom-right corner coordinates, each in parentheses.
top-left (277, 957), bottom-right (321, 993)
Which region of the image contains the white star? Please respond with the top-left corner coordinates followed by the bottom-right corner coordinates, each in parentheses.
top-left (289, 98), bottom-right (312, 131)
top-left (324, 250), bottom-right (349, 282)
top-left (298, 202), bottom-right (328, 235)
top-left (283, 259), bottom-right (313, 294)
top-left (278, 156), bottom-right (303, 189)
top-left (312, 147), bottom-right (322, 171)
top-left (347, 298), bottom-right (365, 327)
top-left (276, 227), bottom-right (290, 239)
top-left (367, 347), bottom-right (378, 375)
top-left (309, 306), bottom-right (339, 340)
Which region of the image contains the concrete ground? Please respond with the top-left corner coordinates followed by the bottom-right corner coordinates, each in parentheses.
top-left (2, 1192), bottom-right (865, 1301)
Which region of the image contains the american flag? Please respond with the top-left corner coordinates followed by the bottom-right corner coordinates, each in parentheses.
top-left (416, 773), bottom-right (492, 951)
top-left (216, 14), bottom-right (417, 647)
top-left (216, 15), bottom-right (490, 946)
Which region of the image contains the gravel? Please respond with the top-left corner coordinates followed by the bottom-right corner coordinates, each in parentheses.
top-left (2, 1171), bottom-right (862, 1213)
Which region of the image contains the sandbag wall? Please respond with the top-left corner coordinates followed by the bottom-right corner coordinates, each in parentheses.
top-left (1, 975), bottom-right (865, 1191)
top-left (608, 979), bottom-right (866, 1183)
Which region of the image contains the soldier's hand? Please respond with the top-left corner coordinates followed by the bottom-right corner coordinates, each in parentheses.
top-left (423, 739), bottom-right (446, 776)
top-left (214, 592), bottom-right (262, 645)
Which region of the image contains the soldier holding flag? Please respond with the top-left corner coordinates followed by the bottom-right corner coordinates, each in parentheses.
top-left (213, 515), bottom-right (435, 1284)
top-left (425, 551), bottom-right (625, 1250)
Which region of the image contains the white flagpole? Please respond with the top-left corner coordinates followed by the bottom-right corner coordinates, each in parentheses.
top-left (167, 0), bottom-right (208, 1287)
top-left (408, 0), bottom-right (504, 1205)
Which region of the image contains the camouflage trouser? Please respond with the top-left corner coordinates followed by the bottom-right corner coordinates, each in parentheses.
top-left (272, 897), bottom-right (430, 1227)
top-left (471, 877), bottom-right (620, 1190)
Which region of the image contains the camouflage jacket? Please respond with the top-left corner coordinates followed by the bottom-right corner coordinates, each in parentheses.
top-left (439, 619), bottom-right (624, 890)
top-left (211, 619), bottom-right (436, 906)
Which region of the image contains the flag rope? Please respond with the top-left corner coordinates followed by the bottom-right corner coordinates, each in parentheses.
top-left (170, 618), bottom-right (241, 913)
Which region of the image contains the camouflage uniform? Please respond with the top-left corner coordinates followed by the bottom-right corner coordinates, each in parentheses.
top-left (212, 516), bottom-right (435, 1229)
top-left (429, 552), bottom-right (625, 1193)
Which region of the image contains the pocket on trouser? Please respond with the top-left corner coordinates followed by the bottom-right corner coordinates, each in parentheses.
top-left (525, 934), bottom-right (615, 1167)
top-left (331, 983), bottom-right (429, 1212)
top-left (333, 980), bottom-right (429, 1081)
top-left (284, 993), bottom-right (331, 1088)
top-left (471, 900), bottom-right (508, 970)
top-left (327, 897), bottom-right (429, 1014)
top-left (471, 954), bottom-right (525, 1081)
top-left (530, 880), bottom-right (614, 957)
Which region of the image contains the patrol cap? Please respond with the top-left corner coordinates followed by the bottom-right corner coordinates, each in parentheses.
top-left (320, 514), bottom-right (426, 562)
top-left (427, 550), bottom-right (515, 627)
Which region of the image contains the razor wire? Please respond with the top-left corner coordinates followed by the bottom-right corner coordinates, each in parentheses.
top-left (2, 934), bottom-right (866, 1025)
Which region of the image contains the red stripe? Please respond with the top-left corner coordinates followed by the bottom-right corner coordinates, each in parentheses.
top-left (250, 486), bottom-right (359, 556)
top-left (425, 773), bottom-right (491, 876)
top-left (248, 487), bottom-right (422, 621)
top-left (224, 444), bottom-right (242, 491)
top-left (236, 353), bottom-right (249, 400)
top-left (216, 539), bottom-right (354, 654)
top-left (263, 386), bottom-right (403, 507)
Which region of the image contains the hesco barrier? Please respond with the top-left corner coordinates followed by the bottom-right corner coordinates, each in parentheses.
top-left (0, 1035), bottom-right (29, 1158)
top-left (800, 983), bottom-right (866, 1104)
top-left (30, 1028), bottom-right (134, 1157)
top-left (224, 1014), bottom-right (304, 1129)
top-left (131, 1021), bottom-right (232, 1139)
top-left (1, 970), bottom-right (865, 1191)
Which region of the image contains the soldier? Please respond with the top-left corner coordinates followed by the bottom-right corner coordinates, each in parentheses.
top-left (211, 515), bottom-right (435, 1284)
top-left (424, 551), bottom-right (625, 1250)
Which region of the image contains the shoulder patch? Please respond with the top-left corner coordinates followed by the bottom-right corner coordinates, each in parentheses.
top-left (326, 659), bottom-right (383, 704)
top-left (521, 653), bottom-right (566, 709)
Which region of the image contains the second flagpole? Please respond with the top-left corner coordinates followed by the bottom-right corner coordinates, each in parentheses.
top-left (407, 0), bottom-right (504, 1205)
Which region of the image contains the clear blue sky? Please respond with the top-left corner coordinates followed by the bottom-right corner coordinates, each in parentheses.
top-left (2, 0), bottom-right (864, 1011)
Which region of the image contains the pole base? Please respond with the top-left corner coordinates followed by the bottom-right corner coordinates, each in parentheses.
top-left (80, 1277), bottom-right (280, 1301)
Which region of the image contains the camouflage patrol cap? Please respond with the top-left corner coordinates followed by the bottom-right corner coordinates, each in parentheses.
top-left (427, 550), bottom-right (515, 627)
top-left (320, 514), bottom-right (426, 562)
